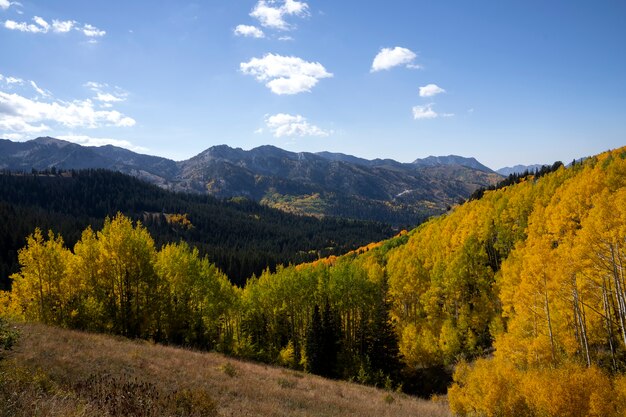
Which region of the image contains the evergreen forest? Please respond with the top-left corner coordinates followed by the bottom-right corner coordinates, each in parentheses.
top-left (0, 169), bottom-right (394, 288)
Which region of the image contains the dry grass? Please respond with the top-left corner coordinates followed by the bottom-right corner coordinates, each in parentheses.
top-left (1, 322), bottom-right (452, 417)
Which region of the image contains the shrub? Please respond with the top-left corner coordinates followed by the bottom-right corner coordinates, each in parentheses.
top-left (0, 317), bottom-right (18, 356)
top-left (221, 362), bottom-right (237, 377)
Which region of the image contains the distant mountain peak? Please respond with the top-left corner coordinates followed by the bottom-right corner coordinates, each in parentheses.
top-left (496, 164), bottom-right (545, 176)
top-left (31, 137), bottom-right (73, 147)
top-left (412, 155), bottom-right (494, 173)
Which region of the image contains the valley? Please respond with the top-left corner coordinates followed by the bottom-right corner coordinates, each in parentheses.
top-left (2, 147), bottom-right (625, 416)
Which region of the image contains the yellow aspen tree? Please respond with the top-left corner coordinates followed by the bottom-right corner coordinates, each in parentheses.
top-left (10, 228), bottom-right (71, 324)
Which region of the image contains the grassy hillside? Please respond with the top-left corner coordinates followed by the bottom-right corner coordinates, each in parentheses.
top-left (0, 322), bottom-right (451, 417)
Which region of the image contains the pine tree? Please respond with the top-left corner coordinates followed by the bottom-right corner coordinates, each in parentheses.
top-left (366, 278), bottom-right (401, 384)
top-left (306, 302), bottom-right (341, 378)
top-left (305, 305), bottom-right (324, 375)
top-left (321, 300), bottom-right (341, 378)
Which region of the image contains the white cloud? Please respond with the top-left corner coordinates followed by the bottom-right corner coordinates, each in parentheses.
top-left (0, 91), bottom-right (136, 133)
top-left (4, 16), bottom-right (104, 38)
top-left (1, 132), bottom-right (27, 140)
top-left (250, 0), bottom-right (308, 31)
top-left (95, 92), bottom-right (124, 103)
top-left (419, 83), bottom-right (445, 97)
top-left (56, 135), bottom-right (147, 152)
top-left (81, 23), bottom-right (105, 37)
top-left (412, 103), bottom-right (454, 120)
top-left (240, 53), bottom-right (332, 95)
top-left (84, 81), bottom-right (105, 90)
top-left (30, 80), bottom-right (50, 97)
top-left (265, 113), bottom-right (330, 138)
top-left (412, 104), bottom-right (438, 120)
top-left (0, 116), bottom-right (49, 133)
top-left (5, 76), bottom-right (23, 85)
top-left (4, 18), bottom-right (47, 33)
top-left (234, 24), bottom-right (264, 38)
top-left (0, 0), bottom-right (11, 10)
top-left (371, 46), bottom-right (419, 72)
top-left (85, 82), bottom-right (128, 103)
top-left (52, 19), bottom-right (75, 33)
top-left (32, 15), bottom-right (49, 30)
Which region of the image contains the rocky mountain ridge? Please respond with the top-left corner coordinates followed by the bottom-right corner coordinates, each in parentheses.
top-left (0, 137), bottom-right (502, 225)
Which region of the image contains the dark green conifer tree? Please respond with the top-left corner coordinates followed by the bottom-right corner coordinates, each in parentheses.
top-left (305, 305), bottom-right (324, 375)
top-left (365, 278), bottom-right (402, 385)
top-left (321, 301), bottom-right (341, 378)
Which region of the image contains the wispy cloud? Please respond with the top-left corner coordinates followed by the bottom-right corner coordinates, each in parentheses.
top-left (371, 46), bottom-right (420, 72)
top-left (2, 75), bottom-right (24, 85)
top-left (84, 82), bottom-right (128, 105)
top-left (3, 15), bottom-right (104, 38)
top-left (412, 104), bottom-right (437, 120)
top-left (250, 0), bottom-right (309, 31)
top-left (80, 23), bottom-right (105, 37)
top-left (419, 83), bottom-right (445, 97)
top-left (95, 92), bottom-right (124, 103)
top-left (412, 103), bottom-right (454, 120)
top-left (2, 73), bottom-right (52, 100)
top-left (1, 132), bottom-right (27, 141)
top-left (234, 24), bottom-right (264, 38)
top-left (240, 53), bottom-right (332, 95)
top-left (30, 80), bottom-right (50, 97)
top-left (265, 113), bottom-right (330, 137)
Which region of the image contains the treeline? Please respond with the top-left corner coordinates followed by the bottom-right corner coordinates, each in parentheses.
top-left (0, 169), bottom-right (394, 288)
top-left (0, 214), bottom-right (405, 389)
top-left (468, 160), bottom-right (564, 201)
top-left (2, 216), bottom-right (236, 348)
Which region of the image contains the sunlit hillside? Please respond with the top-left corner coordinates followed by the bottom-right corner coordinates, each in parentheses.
top-left (0, 322), bottom-right (451, 417)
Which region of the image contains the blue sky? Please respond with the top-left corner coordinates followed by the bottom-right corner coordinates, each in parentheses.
top-left (0, 0), bottom-right (624, 169)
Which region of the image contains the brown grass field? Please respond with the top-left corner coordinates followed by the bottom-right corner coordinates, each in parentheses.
top-left (0, 322), bottom-right (452, 417)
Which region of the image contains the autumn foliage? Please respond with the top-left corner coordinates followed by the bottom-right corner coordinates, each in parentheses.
top-left (2, 147), bottom-right (626, 411)
top-left (2, 215), bottom-right (237, 349)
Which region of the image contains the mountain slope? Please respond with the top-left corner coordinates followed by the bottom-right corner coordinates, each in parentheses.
top-left (233, 146), bottom-right (625, 392)
top-left (0, 137), bottom-right (501, 225)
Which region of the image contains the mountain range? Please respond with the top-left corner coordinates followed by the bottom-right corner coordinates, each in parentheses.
top-left (0, 137), bottom-right (502, 225)
top-left (495, 164), bottom-right (546, 176)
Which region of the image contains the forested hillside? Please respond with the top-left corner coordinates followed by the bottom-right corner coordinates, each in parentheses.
top-left (0, 137), bottom-right (501, 225)
top-left (2, 147), bottom-right (625, 414)
top-left (0, 169), bottom-right (393, 288)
